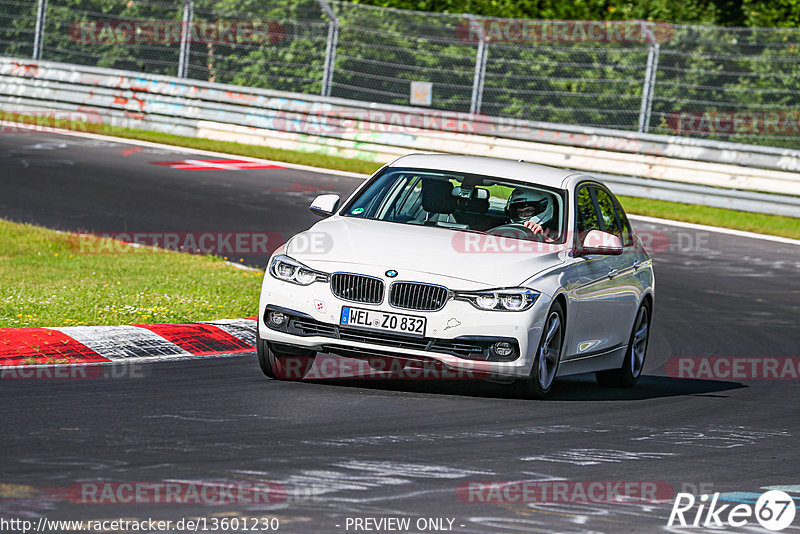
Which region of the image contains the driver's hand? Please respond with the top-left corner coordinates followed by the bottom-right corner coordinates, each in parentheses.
top-left (523, 221), bottom-right (544, 234)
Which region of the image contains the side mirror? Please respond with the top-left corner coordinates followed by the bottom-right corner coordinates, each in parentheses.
top-left (578, 229), bottom-right (623, 255)
top-left (309, 194), bottom-right (340, 217)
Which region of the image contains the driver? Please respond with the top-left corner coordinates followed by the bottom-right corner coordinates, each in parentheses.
top-left (505, 188), bottom-right (556, 238)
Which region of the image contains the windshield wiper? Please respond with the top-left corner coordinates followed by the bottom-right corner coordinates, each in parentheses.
top-left (451, 227), bottom-right (488, 235)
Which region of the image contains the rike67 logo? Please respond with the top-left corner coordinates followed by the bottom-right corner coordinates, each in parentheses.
top-left (668, 490), bottom-right (796, 531)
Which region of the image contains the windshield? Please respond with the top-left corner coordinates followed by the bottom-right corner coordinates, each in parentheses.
top-left (341, 167), bottom-right (567, 243)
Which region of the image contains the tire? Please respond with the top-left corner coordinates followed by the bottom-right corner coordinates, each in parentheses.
top-left (256, 331), bottom-right (316, 380)
top-left (596, 300), bottom-right (651, 388)
top-left (514, 301), bottom-right (565, 399)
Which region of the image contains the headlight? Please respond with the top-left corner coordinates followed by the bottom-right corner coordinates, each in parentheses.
top-left (268, 254), bottom-right (327, 286)
top-left (475, 294), bottom-right (498, 309)
top-left (455, 288), bottom-right (538, 311)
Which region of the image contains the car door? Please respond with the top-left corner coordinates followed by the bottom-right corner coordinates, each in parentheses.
top-left (568, 184), bottom-right (634, 359)
top-left (610, 190), bottom-right (650, 323)
top-left (594, 187), bottom-right (640, 333)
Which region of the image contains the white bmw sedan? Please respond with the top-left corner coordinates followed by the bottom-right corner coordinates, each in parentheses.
top-left (257, 154), bottom-right (654, 397)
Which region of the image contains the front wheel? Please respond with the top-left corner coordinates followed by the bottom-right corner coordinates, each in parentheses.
top-left (596, 301), bottom-right (651, 388)
top-left (257, 333), bottom-right (316, 380)
top-left (514, 301), bottom-right (564, 399)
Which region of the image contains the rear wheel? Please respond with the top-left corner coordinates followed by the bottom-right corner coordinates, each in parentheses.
top-left (596, 301), bottom-right (651, 387)
top-left (256, 332), bottom-right (316, 380)
top-left (514, 301), bottom-right (564, 399)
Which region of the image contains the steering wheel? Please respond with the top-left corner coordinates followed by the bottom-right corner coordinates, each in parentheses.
top-left (488, 223), bottom-right (550, 242)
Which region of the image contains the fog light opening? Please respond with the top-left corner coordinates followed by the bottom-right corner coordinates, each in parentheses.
top-left (493, 341), bottom-right (514, 358)
top-left (267, 310), bottom-right (288, 326)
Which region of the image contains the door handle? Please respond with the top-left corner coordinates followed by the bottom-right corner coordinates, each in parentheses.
top-left (633, 260), bottom-right (641, 270)
top-left (607, 269), bottom-right (618, 278)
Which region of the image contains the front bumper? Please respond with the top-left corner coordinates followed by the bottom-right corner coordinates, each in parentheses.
top-left (265, 304), bottom-right (520, 359)
top-left (258, 273), bottom-right (551, 378)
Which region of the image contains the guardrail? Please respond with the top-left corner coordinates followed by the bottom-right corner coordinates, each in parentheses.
top-left (1, 57), bottom-right (798, 217)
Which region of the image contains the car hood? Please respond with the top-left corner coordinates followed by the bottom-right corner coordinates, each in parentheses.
top-left (285, 216), bottom-right (567, 287)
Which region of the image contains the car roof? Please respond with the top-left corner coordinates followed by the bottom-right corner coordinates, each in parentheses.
top-left (387, 154), bottom-right (580, 190)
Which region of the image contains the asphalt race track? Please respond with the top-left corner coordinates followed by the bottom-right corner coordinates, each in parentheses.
top-left (2, 131), bottom-right (800, 533)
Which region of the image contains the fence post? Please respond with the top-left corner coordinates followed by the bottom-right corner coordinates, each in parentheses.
top-left (318, 0), bottom-right (339, 97)
top-left (637, 43), bottom-right (659, 133)
top-left (177, 0), bottom-right (194, 78)
top-left (469, 17), bottom-right (488, 115)
top-left (32, 0), bottom-right (47, 60)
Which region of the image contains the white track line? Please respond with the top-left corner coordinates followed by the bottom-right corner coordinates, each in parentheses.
top-left (9, 120), bottom-right (797, 245)
top-left (629, 215), bottom-right (800, 247)
top-left (9, 121), bottom-right (371, 179)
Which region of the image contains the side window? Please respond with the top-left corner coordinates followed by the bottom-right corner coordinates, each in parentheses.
top-left (612, 196), bottom-right (634, 247)
top-left (391, 176), bottom-right (423, 221)
top-left (576, 186), bottom-right (599, 237)
top-left (593, 187), bottom-right (622, 238)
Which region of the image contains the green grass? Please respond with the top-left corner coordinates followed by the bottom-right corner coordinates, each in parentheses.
top-left (0, 219), bottom-right (262, 328)
top-left (4, 112), bottom-right (798, 240)
top-left (618, 196), bottom-right (800, 239)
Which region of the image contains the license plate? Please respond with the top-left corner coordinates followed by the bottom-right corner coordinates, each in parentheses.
top-left (340, 306), bottom-right (426, 337)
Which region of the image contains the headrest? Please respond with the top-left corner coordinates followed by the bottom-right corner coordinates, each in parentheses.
top-left (462, 195), bottom-right (489, 214)
top-left (422, 178), bottom-right (457, 214)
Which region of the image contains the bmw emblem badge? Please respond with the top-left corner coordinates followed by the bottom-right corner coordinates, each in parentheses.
top-left (385, 269), bottom-right (398, 278)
